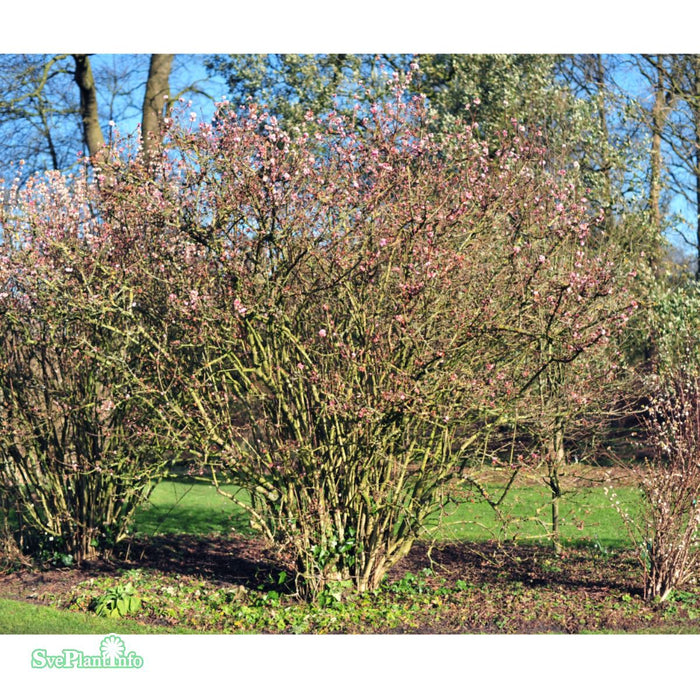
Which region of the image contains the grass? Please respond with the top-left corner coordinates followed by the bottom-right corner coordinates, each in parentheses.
top-left (134, 478), bottom-right (253, 536)
top-left (135, 477), bottom-right (642, 550)
top-left (2, 476), bottom-right (662, 634)
top-left (0, 597), bottom-right (176, 634)
top-left (428, 483), bottom-right (641, 549)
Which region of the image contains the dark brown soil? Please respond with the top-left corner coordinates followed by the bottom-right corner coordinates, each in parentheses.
top-left (0, 533), bottom-right (292, 600)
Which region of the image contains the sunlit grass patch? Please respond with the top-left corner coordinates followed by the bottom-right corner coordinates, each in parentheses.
top-left (134, 478), bottom-right (253, 537)
top-left (0, 597), bottom-right (174, 634)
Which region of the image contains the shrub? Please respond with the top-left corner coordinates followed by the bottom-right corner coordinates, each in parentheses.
top-left (635, 372), bottom-right (700, 601)
top-left (0, 74), bottom-right (634, 595)
top-left (90, 80), bottom-right (634, 597)
top-left (0, 168), bottom-right (169, 562)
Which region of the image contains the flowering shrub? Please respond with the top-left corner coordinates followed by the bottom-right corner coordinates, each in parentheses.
top-left (0, 74), bottom-right (635, 592)
top-left (634, 373), bottom-right (700, 601)
top-left (0, 168), bottom-right (171, 562)
top-left (500, 207), bottom-right (636, 551)
top-left (79, 81), bottom-right (632, 597)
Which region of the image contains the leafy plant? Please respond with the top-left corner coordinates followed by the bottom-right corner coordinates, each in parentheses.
top-left (387, 568), bottom-right (434, 595)
top-left (316, 580), bottom-right (354, 609)
top-left (92, 582), bottom-right (142, 619)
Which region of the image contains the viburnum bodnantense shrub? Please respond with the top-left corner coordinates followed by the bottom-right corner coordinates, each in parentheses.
top-left (1, 71), bottom-right (635, 592)
top-left (633, 372), bottom-right (700, 601)
top-left (81, 75), bottom-right (635, 597)
top-left (0, 161), bottom-right (175, 562)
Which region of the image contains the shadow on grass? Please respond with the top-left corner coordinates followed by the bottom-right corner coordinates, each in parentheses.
top-left (6, 477), bottom-right (644, 601)
top-left (118, 478), bottom-right (298, 591)
top-left (134, 506), bottom-right (254, 538)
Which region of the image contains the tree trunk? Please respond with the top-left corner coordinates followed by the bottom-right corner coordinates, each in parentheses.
top-left (72, 54), bottom-right (105, 159)
top-left (141, 54), bottom-right (174, 155)
top-left (547, 418), bottom-right (566, 555)
top-left (650, 56), bottom-right (666, 244)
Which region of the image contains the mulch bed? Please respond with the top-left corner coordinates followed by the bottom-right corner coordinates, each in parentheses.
top-left (0, 534), bottom-right (639, 599)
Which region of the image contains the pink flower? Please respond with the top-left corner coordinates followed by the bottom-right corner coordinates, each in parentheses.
top-left (318, 328), bottom-right (327, 338)
top-left (233, 298), bottom-right (248, 316)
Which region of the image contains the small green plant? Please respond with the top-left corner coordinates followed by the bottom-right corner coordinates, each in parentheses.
top-left (387, 568), bottom-right (434, 595)
top-left (311, 528), bottom-right (360, 573)
top-left (92, 582), bottom-right (142, 619)
top-left (316, 580), bottom-right (354, 609)
top-left (540, 558), bottom-right (562, 574)
top-left (663, 589), bottom-right (700, 619)
top-left (668, 590), bottom-right (698, 605)
top-left (50, 552), bottom-right (75, 568)
top-left (255, 590), bottom-right (281, 607)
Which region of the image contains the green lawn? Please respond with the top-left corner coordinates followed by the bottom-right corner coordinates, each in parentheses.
top-left (427, 483), bottom-right (641, 549)
top-left (0, 477), bottom-right (669, 635)
top-left (134, 478), bottom-right (253, 536)
top-left (0, 597), bottom-right (176, 634)
top-left (135, 477), bottom-right (641, 549)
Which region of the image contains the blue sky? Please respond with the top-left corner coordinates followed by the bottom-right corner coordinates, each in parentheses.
top-left (90, 54), bottom-right (229, 138)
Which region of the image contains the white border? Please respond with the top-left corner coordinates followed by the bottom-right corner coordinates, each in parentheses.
top-left (1, 6), bottom-right (699, 696)
top-left (1, 633), bottom-right (697, 698)
top-left (2, 0), bottom-right (700, 53)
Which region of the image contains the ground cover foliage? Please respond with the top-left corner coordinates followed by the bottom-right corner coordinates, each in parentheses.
top-left (2, 532), bottom-right (700, 634)
top-left (1, 66), bottom-right (700, 625)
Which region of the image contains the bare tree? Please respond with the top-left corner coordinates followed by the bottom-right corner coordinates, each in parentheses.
top-left (0, 54), bottom-right (178, 178)
top-left (640, 54), bottom-right (700, 278)
top-left (141, 54), bottom-right (174, 155)
top-left (0, 54), bottom-right (81, 174)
